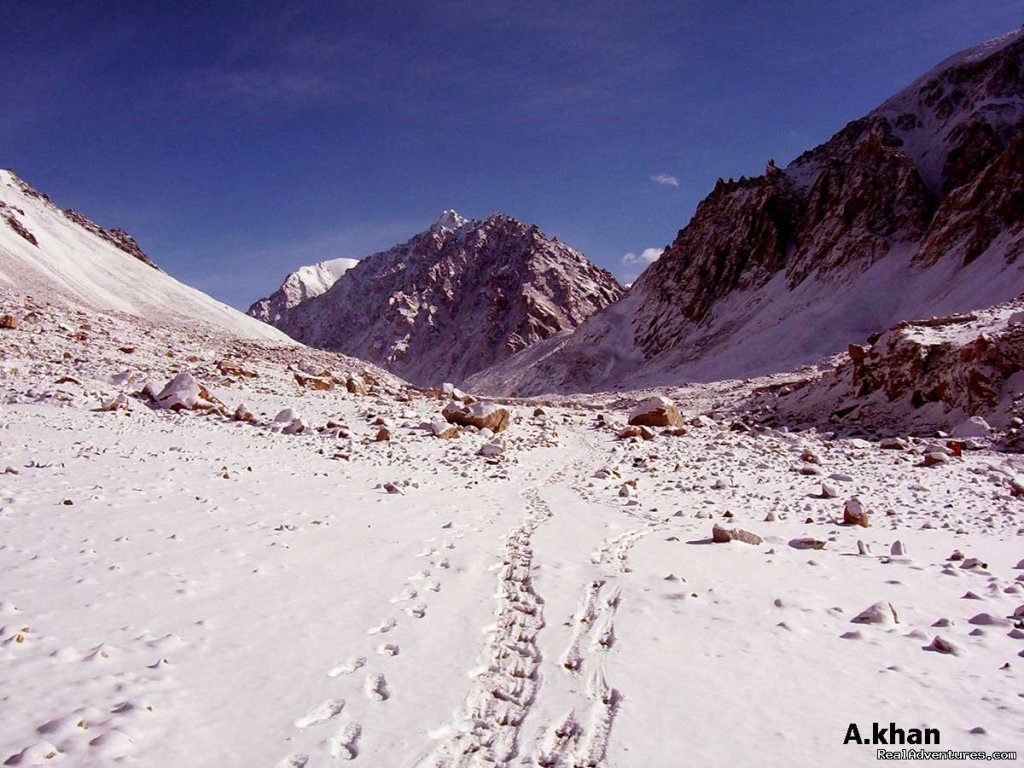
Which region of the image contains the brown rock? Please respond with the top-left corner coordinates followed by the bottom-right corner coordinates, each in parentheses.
top-left (295, 372), bottom-right (334, 391)
top-left (346, 376), bottom-right (368, 396)
top-left (843, 498), bottom-right (870, 527)
top-left (442, 401), bottom-right (510, 432)
top-left (375, 427), bottom-right (392, 442)
top-left (628, 397), bottom-right (684, 428)
top-left (0, 314), bottom-right (18, 330)
top-left (711, 523), bottom-right (763, 545)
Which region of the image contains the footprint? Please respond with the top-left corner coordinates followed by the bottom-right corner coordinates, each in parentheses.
top-left (377, 643), bottom-right (399, 656)
top-left (295, 699), bottom-right (345, 728)
top-left (276, 755), bottom-right (309, 768)
top-left (367, 618), bottom-right (397, 635)
top-left (365, 672), bottom-right (389, 701)
top-left (328, 657), bottom-right (365, 677)
top-left (406, 603), bottom-right (427, 619)
top-left (389, 588), bottom-right (417, 603)
top-left (408, 569), bottom-right (431, 581)
top-left (327, 722), bottom-right (362, 760)
top-left (424, 580), bottom-right (441, 593)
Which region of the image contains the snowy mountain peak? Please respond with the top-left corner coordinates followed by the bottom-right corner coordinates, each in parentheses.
top-left (432, 209), bottom-right (467, 231)
top-left (250, 211), bottom-right (623, 385)
top-left (249, 256), bottom-right (359, 324)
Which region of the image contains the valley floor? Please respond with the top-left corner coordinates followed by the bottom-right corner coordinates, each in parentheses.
top-left (1, 300), bottom-right (1023, 767)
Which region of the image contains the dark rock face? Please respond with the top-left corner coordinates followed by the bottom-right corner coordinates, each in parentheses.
top-left (62, 209), bottom-right (158, 270)
top-left (262, 212), bottom-right (623, 386)
top-left (613, 29), bottom-right (1024, 367)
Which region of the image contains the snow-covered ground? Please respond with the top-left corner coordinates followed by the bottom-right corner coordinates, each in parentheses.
top-left (2, 292), bottom-right (1023, 767)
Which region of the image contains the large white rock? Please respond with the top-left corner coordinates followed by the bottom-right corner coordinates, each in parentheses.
top-left (951, 415), bottom-right (991, 439)
top-left (156, 373), bottom-right (219, 411)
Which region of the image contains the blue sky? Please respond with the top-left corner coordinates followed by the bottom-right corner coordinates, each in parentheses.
top-left (4, 1), bottom-right (1023, 307)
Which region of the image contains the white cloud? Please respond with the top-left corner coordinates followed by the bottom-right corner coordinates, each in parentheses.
top-left (622, 247), bottom-right (665, 267)
top-left (649, 173), bottom-right (679, 188)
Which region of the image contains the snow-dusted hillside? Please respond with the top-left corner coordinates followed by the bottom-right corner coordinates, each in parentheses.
top-left (469, 28), bottom-right (1024, 397)
top-left (249, 257), bottom-right (359, 325)
top-left (0, 170), bottom-right (292, 343)
top-left (252, 210), bottom-right (622, 387)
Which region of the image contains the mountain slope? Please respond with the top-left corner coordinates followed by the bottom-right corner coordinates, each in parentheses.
top-left (248, 257), bottom-right (359, 325)
top-left (468, 28), bottom-right (1024, 396)
top-left (0, 169), bottom-right (291, 343)
top-left (251, 210), bottom-right (622, 386)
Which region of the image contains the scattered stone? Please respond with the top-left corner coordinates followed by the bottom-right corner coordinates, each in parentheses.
top-left (0, 314), bottom-right (18, 330)
top-left (375, 427), bottom-right (392, 442)
top-left (820, 482), bottom-right (839, 498)
top-left (843, 497), bottom-right (870, 527)
top-left (852, 601), bottom-right (899, 625)
top-left (712, 523), bottom-right (763, 545)
top-left (383, 483), bottom-right (404, 495)
top-left (890, 540), bottom-right (907, 556)
top-left (921, 452), bottom-right (950, 467)
top-left (442, 401), bottom-right (510, 432)
top-left (790, 537), bottom-right (826, 550)
top-left (478, 438), bottom-right (505, 458)
top-left (233, 403), bottom-right (255, 422)
top-left (156, 373), bottom-right (221, 411)
top-left (924, 636), bottom-right (960, 655)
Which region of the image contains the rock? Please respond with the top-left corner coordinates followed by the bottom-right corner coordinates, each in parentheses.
top-left (852, 601), bottom-right (899, 625)
top-left (711, 523), bottom-right (763, 545)
top-left (346, 376), bottom-right (368, 396)
top-left (101, 392), bottom-right (130, 412)
top-left (295, 372), bottom-right (334, 391)
top-left (790, 537), bottom-right (826, 550)
top-left (442, 401), bottom-right (510, 432)
top-left (843, 497), bottom-right (870, 527)
top-left (0, 314), bottom-right (18, 330)
top-left (890, 540), bottom-right (907, 556)
top-left (857, 540), bottom-right (871, 555)
top-left (442, 382), bottom-right (466, 400)
top-left (800, 448), bottom-right (821, 464)
top-left (925, 636), bottom-right (960, 655)
top-left (233, 403), bottom-right (255, 422)
top-left (282, 418), bottom-right (307, 435)
top-left (383, 482), bottom-right (404, 495)
top-left (275, 408), bottom-right (301, 423)
top-left (375, 427), bottom-right (392, 442)
top-left (951, 415), bottom-right (991, 439)
top-left (820, 482), bottom-right (839, 498)
top-left (921, 452), bottom-right (950, 467)
top-left (879, 436), bottom-right (909, 450)
top-left (1010, 476), bottom-right (1024, 497)
top-left (533, 407), bottom-right (547, 417)
top-left (628, 396), bottom-right (684, 428)
top-left (429, 421), bottom-right (461, 439)
top-left (478, 438), bottom-right (505, 458)
top-left (155, 373), bottom-right (220, 411)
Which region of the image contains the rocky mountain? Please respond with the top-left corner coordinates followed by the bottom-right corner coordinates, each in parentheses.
top-left (468, 27), bottom-right (1024, 396)
top-left (0, 169), bottom-right (290, 343)
top-left (249, 257), bottom-right (359, 325)
top-left (251, 210), bottom-right (622, 386)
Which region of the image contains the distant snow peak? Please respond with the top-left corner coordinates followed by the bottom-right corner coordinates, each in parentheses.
top-left (433, 209), bottom-right (467, 231)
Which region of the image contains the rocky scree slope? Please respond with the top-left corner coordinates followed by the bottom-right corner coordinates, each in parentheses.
top-left (469, 28), bottom-right (1024, 396)
top-left (251, 210), bottom-right (622, 387)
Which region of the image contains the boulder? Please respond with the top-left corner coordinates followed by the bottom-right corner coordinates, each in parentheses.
top-left (843, 497), bottom-right (870, 527)
top-left (711, 523), bottom-right (763, 545)
top-left (155, 373), bottom-right (220, 411)
top-left (375, 427), bottom-right (392, 442)
top-left (429, 420), bottom-right (461, 439)
top-left (0, 314), bottom-right (18, 330)
top-left (346, 375), bottom-right (368, 396)
top-left (479, 438), bottom-right (505, 458)
top-left (442, 401), bottom-right (510, 432)
top-left (628, 396), bottom-right (684, 428)
top-left (233, 403), bottom-right (255, 422)
top-left (295, 372), bottom-right (334, 391)
top-left (950, 416), bottom-right (991, 439)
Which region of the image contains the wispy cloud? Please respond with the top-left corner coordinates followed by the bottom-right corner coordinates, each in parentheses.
top-left (622, 247), bottom-right (665, 267)
top-left (649, 173), bottom-right (679, 188)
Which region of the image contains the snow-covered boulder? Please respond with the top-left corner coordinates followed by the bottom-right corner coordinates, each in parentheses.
top-left (628, 397), bottom-right (683, 428)
top-left (155, 373), bottom-right (220, 411)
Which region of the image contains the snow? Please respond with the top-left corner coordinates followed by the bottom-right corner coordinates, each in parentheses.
top-left (0, 170), bottom-right (292, 344)
top-left (2, 290), bottom-right (1023, 767)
